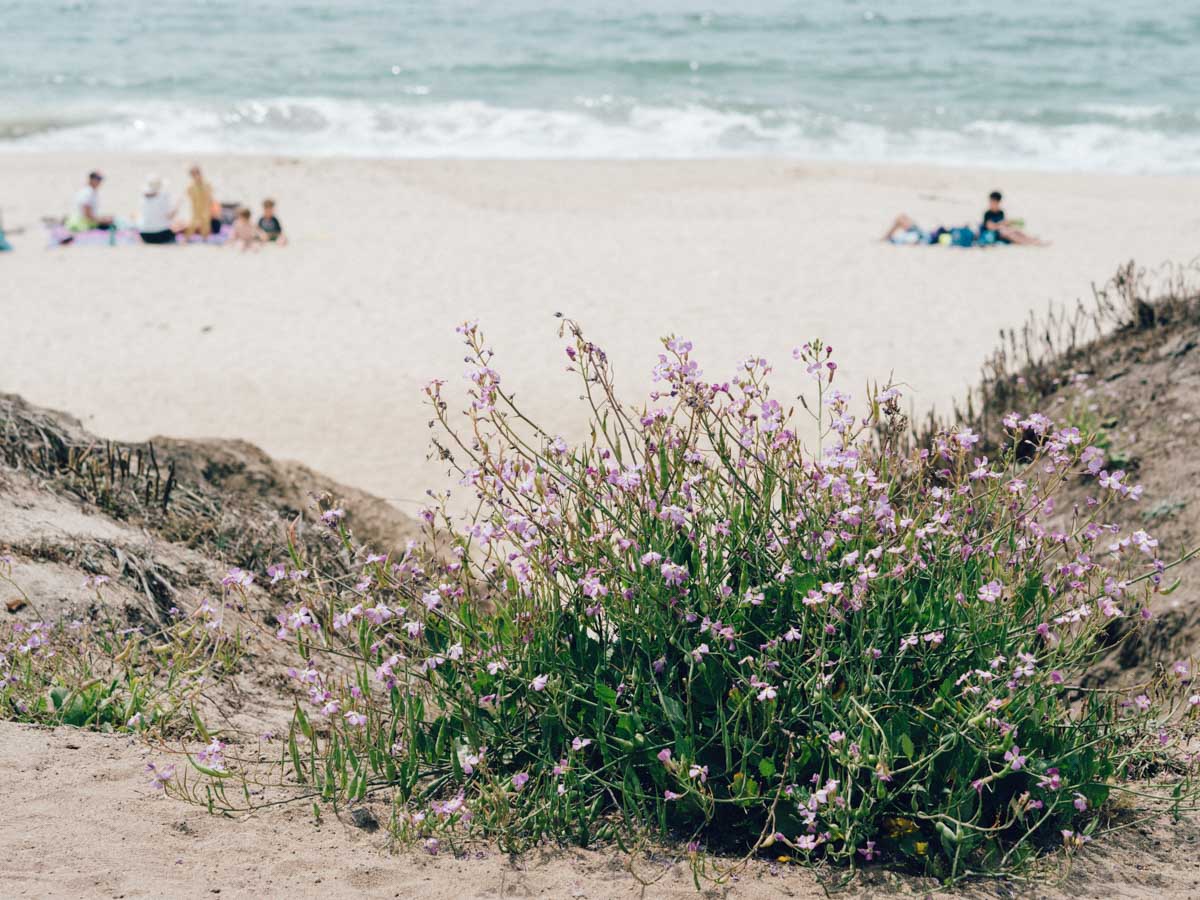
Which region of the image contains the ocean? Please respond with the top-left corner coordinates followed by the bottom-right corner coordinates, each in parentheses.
top-left (1, 0), bottom-right (1197, 171)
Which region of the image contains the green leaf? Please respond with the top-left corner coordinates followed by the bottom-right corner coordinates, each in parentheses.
top-left (595, 684), bottom-right (618, 708)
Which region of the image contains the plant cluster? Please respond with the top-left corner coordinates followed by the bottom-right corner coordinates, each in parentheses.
top-left (0, 562), bottom-right (244, 734)
top-left (177, 322), bottom-right (1197, 881)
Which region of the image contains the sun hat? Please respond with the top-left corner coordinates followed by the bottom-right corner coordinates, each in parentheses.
top-left (143, 175), bottom-right (163, 194)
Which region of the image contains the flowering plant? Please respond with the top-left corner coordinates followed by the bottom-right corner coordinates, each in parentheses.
top-left (0, 566), bottom-right (244, 733)
top-left (194, 322), bottom-right (1198, 881)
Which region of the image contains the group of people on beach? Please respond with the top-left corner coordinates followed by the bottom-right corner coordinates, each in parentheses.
top-left (66, 166), bottom-right (286, 249)
top-left (882, 190), bottom-right (1045, 247)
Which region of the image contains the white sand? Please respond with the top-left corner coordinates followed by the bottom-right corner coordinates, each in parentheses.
top-left (2, 153), bottom-right (1199, 514)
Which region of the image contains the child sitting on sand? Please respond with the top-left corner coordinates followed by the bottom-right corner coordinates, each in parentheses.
top-left (257, 199), bottom-right (286, 245)
top-left (228, 208), bottom-right (259, 251)
top-left (978, 190), bottom-right (1046, 245)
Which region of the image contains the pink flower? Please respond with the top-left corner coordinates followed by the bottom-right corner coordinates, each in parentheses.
top-left (512, 772), bottom-right (529, 791)
top-left (221, 567), bottom-right (254, 588)
top-left (978, 581), bottom-right (1003, 603)
top-left (579, 575), bottom-right (608, 598)
top-left (146, 762), bottom-right (175, 791)
top-left (1038, 768), bottom-right (1062, 790)
top-left (661, 562), bottom-right (689, 586)
top-left (531, 674), bottom-right (549, 692)
top-left (344, 711), bottom-right (367, 727)
top-left (571, 737), bottom-right (592, 751)
top-left (1004, 745), bottom-right (1027, 771)
top-left (657, 748), bottom-right (672, 763)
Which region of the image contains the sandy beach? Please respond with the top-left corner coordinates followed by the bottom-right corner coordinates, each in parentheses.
top-left (3, 153), bottom-right (1199, 511)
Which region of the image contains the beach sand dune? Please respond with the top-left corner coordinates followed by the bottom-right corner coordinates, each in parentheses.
top-left (3, 153), bottom-right (1198, 511)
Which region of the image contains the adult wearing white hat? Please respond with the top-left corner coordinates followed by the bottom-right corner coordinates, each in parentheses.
top-left (137, 175), bottom-right (179, 244)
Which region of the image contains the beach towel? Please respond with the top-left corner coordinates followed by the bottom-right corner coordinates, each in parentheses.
top-left (46, 223), bottom-right (231, 247)
top-left (0, 229), bottom-right (11, 252)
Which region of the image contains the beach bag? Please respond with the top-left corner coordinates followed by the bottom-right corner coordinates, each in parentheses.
top-left (950, 227), bottom-right (976, 247)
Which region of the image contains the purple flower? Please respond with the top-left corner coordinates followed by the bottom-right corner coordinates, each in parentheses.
top-left (146, 762), bottom-right (175, 791)
top-left (1038, 768), bottom-right (1062, 790)
top-left (1004, 745), bottom-right (1027, 771)
top-left (221, 567), bottom-right (254, 588)
top-left (978, 581), bottom-right (1003, 603)
top-left (661, 562), bottom-right (689, 586)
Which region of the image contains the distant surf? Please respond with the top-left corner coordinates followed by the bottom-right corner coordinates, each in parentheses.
top-left (1, 0), bottom-right (1196, 171)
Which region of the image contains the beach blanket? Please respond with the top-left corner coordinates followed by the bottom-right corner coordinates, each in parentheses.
top-left (45, 223), bottom-right (230, 248)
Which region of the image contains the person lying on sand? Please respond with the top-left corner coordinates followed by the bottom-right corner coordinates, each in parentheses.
top-left (881, 214), bottom-right (975, 246)
top-left (882, 213), bottom-right (933, 245)
top-left (66, 171), bottom-right (114, 232)
top-left (979, 190), bottom-right (1047, 246)
top-left (256, 198), bottom-right (287, 245)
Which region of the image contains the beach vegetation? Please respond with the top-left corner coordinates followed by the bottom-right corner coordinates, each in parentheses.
top-left (173, 319), bottom-right (1200, 882)
top-left (0, 563), bottom-right (245, 735)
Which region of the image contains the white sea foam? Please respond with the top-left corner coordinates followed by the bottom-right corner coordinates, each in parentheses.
top-left (2, 98), bottom-right (1198, 173)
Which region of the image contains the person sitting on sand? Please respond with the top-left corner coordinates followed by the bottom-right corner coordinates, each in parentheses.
top-left (228, 207), bottom-right (259, 251)
top-left (66, 171), bottom-right (114, 232)
top-left (136, 175), bottom-right (179, 245)
top-left (183, 165), bottom-right (219, 239)
top-left (256, 198), bottom-right (286, 245)
top-left (979, 190), bottom-right (1046, 246)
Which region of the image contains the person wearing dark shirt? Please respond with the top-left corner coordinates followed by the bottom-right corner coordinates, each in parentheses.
top-left (979, 190), bottom-right (1046, 245)
top-left (257, 198), bottom-right (287, 244)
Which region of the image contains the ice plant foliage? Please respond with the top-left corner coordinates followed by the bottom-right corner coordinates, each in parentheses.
top-left (190, 323), bottom-right (1199, 881)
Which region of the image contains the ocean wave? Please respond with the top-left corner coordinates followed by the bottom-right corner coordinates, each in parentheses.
top-left (2, 97), bottom-right (1199, 173)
